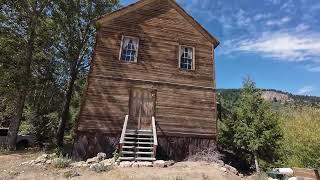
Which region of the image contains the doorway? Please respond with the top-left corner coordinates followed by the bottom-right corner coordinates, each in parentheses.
top-left (128, 88), bottom-right (156, 129)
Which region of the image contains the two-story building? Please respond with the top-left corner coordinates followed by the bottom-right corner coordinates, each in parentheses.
top-left (73, 0), bottom-right (219, 161)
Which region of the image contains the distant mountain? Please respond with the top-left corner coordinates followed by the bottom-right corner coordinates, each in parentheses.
top-left (217, 89), bottom-right (320, 106)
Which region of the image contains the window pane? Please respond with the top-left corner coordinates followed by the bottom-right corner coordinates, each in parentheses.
top-left (180, 47), bottom-right (193, 70)
top-left (121, 37), bottom-right (138, 62)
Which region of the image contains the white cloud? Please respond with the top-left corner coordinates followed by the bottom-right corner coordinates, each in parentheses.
top-left (306, 66), bottom-right (320, 72)
top-left (266, 17), bottom-right (291, 26)
top-left (297, 86), bottom-right (316, 94)
top-left (225, 29), bottom-right (320, 62)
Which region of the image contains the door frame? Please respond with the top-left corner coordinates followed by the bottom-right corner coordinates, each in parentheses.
top-left (128, 87), bottom-right (157, 129)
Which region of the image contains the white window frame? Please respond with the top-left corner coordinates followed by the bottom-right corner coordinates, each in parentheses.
top-left (178, 45), bottom-right (195, 70)
top-left (119, 35), bottom-right (140, 63)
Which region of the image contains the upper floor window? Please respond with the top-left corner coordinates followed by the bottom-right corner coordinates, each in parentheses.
top-left (119, 36), bottom-right (139, 63)
top-left (179, 46), bottom-right (195, 70)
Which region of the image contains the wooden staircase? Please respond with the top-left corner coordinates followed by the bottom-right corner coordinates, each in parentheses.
top-left (119, 115), bottom-right (157, 161)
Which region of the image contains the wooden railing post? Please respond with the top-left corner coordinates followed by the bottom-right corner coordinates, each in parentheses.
top-left (152, 116), bottom-right (158, 158)
top-left (119, 115), bottom-right (129, 155)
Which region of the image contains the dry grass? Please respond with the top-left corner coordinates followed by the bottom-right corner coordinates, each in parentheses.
top-left (186, 147), bottom-right (223, 163)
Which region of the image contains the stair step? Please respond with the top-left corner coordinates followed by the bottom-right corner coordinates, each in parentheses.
top-left (122, 151), bottom-right (135, 154)
top-left (124, 141), bottom-right (136, 144)
top-left (126, 129), bottom-right (152, 132)
top-left (125, 132), bottom-right (153, 136)
top-left (137, 142), bottom-right (154, 145)
top-left (124, 137), bottom-right (136, 139)
top-left (136, 151), bottom-right (154, 155)
top-left (136, 146), bottom-right (153, 150)
top-left (136, 157), bottom-right (156, 161)
top-left (137, 137), bottom-right (153, 140)
top-left (136, 133), bottom-right (153, 136)
top-left (119, 157), bottom-right (135, 161)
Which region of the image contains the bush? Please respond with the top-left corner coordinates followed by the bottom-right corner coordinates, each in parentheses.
top-left (52, 155), bottom-right (71, 168)
top-left (186, 147), bottom-right (223, 163)
top-left (279, 106), bottom-right (320, 168)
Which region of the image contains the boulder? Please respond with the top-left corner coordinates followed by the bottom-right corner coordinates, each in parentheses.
top-left (34, 154), bottom-right (48, 163)
top-left (220, 167), bottom-right (227, 172)
top-left (90, 163), bottom-right (104, 171)
top-left (86, 157), bottom-right (99, 164)
top-left (164, 160), bottom-right (175, 167)
top-left (216, 160), bottom-right (225, 166)
top-left (101, 158), bottom-right (115, 166)
top-left (132, 162), bottom-right (153, 167)
top-left (119, 161), bottom-right (134, 168)
top-left (96, 152), bottom-right (107, 161)
top-left (153, 160), bottom-right (165, 168)
top-left (225, 164), bottom-right (238, 175)
top-left (70, 161), bottom-right (86, 167)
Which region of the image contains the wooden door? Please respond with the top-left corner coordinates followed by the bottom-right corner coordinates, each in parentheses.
top-left (129, 88), bottom-right (156, 129)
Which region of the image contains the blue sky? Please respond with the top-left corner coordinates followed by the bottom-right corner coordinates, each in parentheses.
top-left (120, 0), bottom-right (320, 96)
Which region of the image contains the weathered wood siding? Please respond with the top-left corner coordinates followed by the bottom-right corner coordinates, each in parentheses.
top-left (77, 0), bottom-right (216, 137)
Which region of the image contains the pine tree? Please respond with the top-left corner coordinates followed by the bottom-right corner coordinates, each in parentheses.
top-left (219, 78), bottom-right (282, 172)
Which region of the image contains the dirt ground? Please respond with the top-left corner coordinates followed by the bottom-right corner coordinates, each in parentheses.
top-left (0, 151), bottom-right (251, 180)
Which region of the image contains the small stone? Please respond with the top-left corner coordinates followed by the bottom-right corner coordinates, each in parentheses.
top-left (20, 161), bottom-right (29, 166)
top-left (45, 160), bottom-right (52, 164)
top-left (216, 160), bottom-right (225, 166)
top-left (96, 152), bottom-right (107, 161)
top-left (90, 163), bottom-right (105, 171)
top-left (225, 164), bottom-right (238, 175)
top-left (86, 157), bottom-right (99, 164)
top-left (164, 160), bottom-right (175, 167)
top-left (101, 158), bottom-right (114, 166)
top-left (119, 161), bottom-right (134, 168)
top-left (132, 162), bottom-right (152, 167)
top-left (153, 160), bottom-right (165, 168)
top-left (48, 153), bottom-right (57, 158)
top-left (220, 167), bottom-right (227, 172)
top-left (70, 161), bottom-right (86, 167)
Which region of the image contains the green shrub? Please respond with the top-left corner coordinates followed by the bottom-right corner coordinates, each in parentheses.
top-left (52, 155), bottom-right (71, 168)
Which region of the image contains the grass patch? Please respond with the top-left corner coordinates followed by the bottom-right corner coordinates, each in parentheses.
top-left (63, 170), bottom-right (80, 178)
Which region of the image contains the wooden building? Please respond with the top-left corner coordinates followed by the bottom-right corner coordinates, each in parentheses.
top-left (72, 0), bottom-right (220, 161)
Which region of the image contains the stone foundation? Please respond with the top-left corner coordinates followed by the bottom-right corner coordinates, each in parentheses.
top-left (72, 131), bottom-right (216, 161)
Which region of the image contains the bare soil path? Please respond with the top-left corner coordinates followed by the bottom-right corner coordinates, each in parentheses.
top-left (0, 151), bottom-right (248, 180)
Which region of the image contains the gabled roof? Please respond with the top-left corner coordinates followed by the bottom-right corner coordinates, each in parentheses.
top-left (94, 0), bottom-right (220, 48)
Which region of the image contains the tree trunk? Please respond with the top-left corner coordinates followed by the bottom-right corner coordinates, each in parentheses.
top-left (7, 18), bottom-right (36, 150)
top-left (254, 151), bottom-right (260, 173)
top-left (56, 60), bottom-right (79, 147)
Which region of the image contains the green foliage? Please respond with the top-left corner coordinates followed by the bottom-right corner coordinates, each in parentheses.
top-left (279, 106), bottom-right (320, 168)
top-left (52, 155), bottom-right (71, 168)
top-left (219, 78), bottom-right (282, 171)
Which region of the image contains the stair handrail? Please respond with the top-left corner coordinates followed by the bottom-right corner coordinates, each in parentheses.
top-left (152, 116), bottom-right (158, 157)
top-left (120, 115), bottom-right (129, 144)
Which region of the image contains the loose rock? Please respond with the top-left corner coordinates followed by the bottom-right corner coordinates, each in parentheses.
top-left (225, 164), bottom-right (238, 175)
top-left (164, 160), bottom-right (175, 167)
top-left (220, 167), bottom-right (227, 172)
top-left (119, 161), bottom-right (134, 168)
top-left (153, 160), bottom-right (165, 168)
top-left (132, 162), bottom-right (153, 167)
top-left (101, 158), bottom-right (115, 166)
top-left (86, 157), bottom-right (99, 164)
top-left (96, 152), bottom-right (107, 161)
top-left (70, 161), bottom-right (86, 168)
